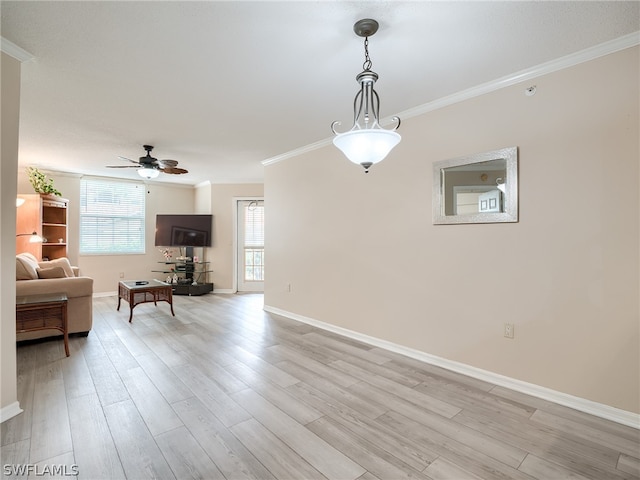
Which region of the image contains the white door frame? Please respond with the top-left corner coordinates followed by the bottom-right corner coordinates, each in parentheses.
top-left (232, 196), bottom-right (264, 293)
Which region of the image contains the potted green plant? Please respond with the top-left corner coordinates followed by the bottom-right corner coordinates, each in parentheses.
top-left (27, 167), bottom-right (62, 197)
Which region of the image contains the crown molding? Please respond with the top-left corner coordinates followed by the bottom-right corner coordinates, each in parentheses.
top-left (262, 137), bottom-right (332, 167)
top-left (1, 37), bottom-right (34, 62)
top-left (262, 31), bottom-right (640, 168)
top-left (397, 30), bottom-right (640, 121)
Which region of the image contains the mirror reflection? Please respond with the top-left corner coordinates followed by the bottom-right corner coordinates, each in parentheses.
top-left (433, 147), bottom-right (518, 224)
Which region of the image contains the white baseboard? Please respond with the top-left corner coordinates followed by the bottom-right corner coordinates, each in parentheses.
top-left (213, 289), bottom-right (235, 294)
top-left (264, 305), bottom-right (640, 429)
top-left (0, 401), bottom-right (23, 423)
top-left (93, 291), bottom-right (116, 298)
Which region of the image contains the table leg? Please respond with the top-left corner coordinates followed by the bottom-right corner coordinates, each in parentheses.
top-left (166, 286), bottom-right (175, 317)
top-left (62, 301), bottom-right (70, 357)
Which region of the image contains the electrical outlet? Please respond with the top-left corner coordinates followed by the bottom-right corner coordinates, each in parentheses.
top-left (504, 323), bottom-right (514, 339)
top-left (119, 272), bottom-right (125, 278)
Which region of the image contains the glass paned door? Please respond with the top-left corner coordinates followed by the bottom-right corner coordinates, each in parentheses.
top-left (237, 199), bottom-right (264, 292)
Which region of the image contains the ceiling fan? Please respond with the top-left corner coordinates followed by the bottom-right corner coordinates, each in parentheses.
top-left (107, 145), bottom-right (188, 178)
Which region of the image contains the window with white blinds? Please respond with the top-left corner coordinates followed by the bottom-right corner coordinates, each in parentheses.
top-left (243, 200), bottom-right (264, 282)
top-left (244, 201), bottom-right (264, 247)
top-left (79, 178), bottom-right (145, 254)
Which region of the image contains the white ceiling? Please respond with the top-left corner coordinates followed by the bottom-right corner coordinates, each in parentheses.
top-left (2, 1), bottom-right (638, 185)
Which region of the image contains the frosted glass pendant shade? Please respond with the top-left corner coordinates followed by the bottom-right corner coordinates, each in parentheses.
top-left (138, 167), bottom-right (159, 179)
top-left (333, 129), bottom-right (401, 170)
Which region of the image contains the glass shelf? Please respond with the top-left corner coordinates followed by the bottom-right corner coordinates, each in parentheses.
top-left (153, 260), bottom-right (211, 284)
top-left (158, 261), bottom-right (209, 265)
top-left (151, 269), bottom-right (213, 274)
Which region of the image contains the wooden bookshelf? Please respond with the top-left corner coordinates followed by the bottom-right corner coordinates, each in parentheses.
top-left (16, 194), bottom-right (69, 261)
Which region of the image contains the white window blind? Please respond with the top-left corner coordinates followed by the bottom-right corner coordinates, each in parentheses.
top-left (242, 200), bottom-right (264, 282)
top-left (244, 201), bottom-right (264, 247)
top-left (80, 178), bottom-right (145, 254)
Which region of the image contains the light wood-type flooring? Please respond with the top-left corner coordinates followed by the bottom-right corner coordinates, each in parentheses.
top-left (1, 293), bottom-right (639, 479)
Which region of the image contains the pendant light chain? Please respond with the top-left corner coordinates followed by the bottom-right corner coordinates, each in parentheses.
top-left (362, 36), bottom-right (373, 71)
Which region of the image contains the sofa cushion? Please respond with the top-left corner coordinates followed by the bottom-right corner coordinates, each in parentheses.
top-left (20, 252), bottom-right (39, 264)
top-left (37, 266), bottom-right (68, 279)
top-left (16, 275), bottom-right (93, 299)
top-left (16, 254), bottom-right (39, 280)
top-left (38, 257), bottom-right (74, 278)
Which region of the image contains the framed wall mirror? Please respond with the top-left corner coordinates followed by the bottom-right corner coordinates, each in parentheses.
top-left (433, 146), bottom-right (518, 224)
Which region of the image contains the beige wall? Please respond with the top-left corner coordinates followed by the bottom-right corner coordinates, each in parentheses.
top-left (17, 172), bottom-right (196, 293)
top-left (1, 52), bottom-right (21, 418)
top-left (15, 173), bottom-right (265, 293)
top-left (209, 184), bottom-right (264, 291)
top-left (264, 47), bottom-right (639, 413)
top-left (195, 181), bottom-right (212, 214)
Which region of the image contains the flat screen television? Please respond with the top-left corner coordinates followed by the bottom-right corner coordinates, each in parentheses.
top-left (155, 214), bottom-right (213, 247)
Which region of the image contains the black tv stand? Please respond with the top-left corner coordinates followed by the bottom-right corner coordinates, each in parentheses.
top-left (172, 282), bottom-right (213, 296)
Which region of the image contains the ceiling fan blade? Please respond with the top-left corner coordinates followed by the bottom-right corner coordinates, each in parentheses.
top-left (106, 165), bottom-right (141, 168)
top-left (161, 167), bottom-right (188, 175)
top-left (158, 159), bottom-right (179, 168)
top-left (117, 156), bottom-right (140, 165)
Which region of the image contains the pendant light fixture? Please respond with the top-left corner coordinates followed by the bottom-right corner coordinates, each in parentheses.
top-left (331, 19), bottom-right (401, 173)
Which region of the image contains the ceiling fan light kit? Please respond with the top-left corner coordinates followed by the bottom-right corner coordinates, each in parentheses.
top-left (107, 144), bottom-right (188, 178)
top-left (138, 167), bottom-right (160, 179)
top-left (331, 18), bottom-right (401, 173)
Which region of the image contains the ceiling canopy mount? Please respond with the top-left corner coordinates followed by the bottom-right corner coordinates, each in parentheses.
top-left (353, 18), bottom-right (379, 38)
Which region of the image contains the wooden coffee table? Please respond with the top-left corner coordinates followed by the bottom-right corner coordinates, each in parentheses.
top-left (118, 280), bottom-right (175, 322)
top-left (16, 292), bottom-right (69, 357)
